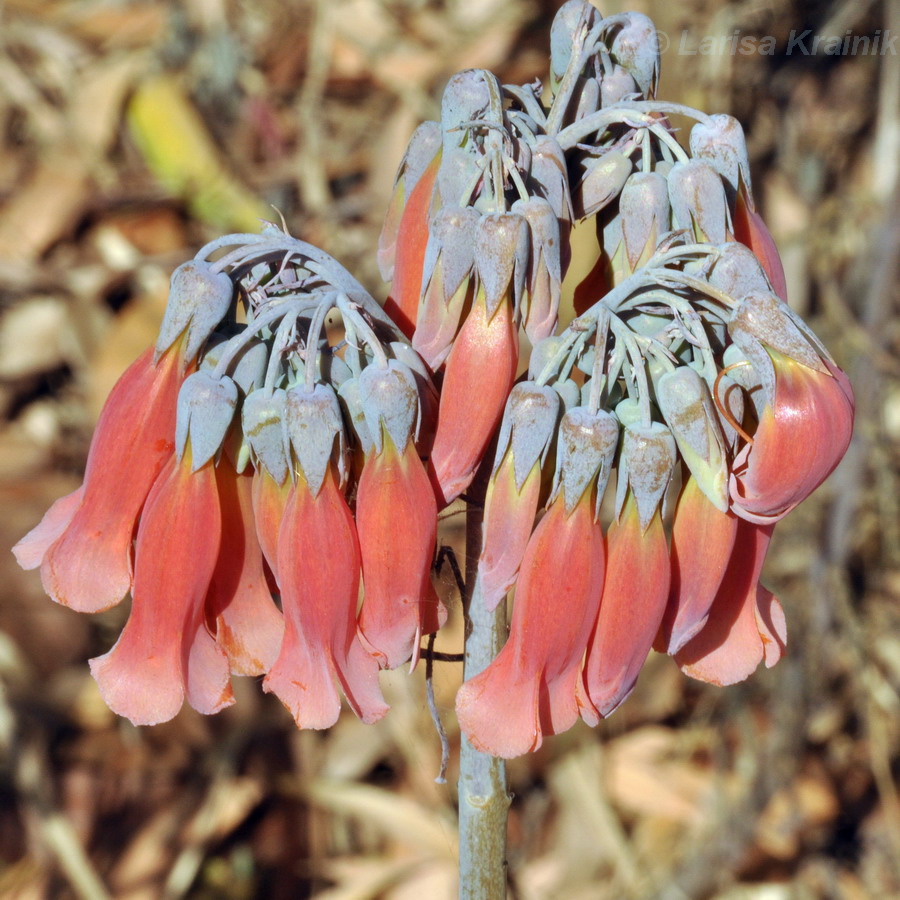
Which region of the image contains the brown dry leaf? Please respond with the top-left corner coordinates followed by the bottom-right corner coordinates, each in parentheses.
top-left (754, 772), bottom-right (840, 861)
top-left (603, 726), bottom-right (712, 824)
top-left (314, 856), bottom-right (429, 900)
top-left (0, 147), bottom-right (91, 262)
top-left (304, 779), bottom-right (458, 858)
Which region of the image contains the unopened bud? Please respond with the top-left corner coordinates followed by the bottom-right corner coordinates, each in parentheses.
top-left (157, 261), bottom-right (234, 363)
top-left (668, 160), bottom-right (729, 244)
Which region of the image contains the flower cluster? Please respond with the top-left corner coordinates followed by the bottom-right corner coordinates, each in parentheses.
top-left (15, 1), bottom-right (853, 756)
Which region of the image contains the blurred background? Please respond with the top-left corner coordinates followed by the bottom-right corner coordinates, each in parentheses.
top-left (0, 0), bottom-right (898, 897)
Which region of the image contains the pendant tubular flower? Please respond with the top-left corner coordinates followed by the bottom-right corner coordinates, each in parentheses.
top-left (36, 345), bottom-right (186, 613)
top-left (89, 454), bottom-right (234, 725)
top-left (676, 520), bottom-right (786, 685)
top-left (655, 474), bottom-right (739, 655)
top-left (412, 206), bottom-right (479, 370)
top-left (428, 286), bottom-right (519, 506)
top-left (728, 293), bottom-right (855, 523)
top-left (733, 188), bottom-right (787, 301)
top-left (478, 382), bottom-right (559, 611)
top-left (206, 459), bottom-right (284, 676)
top-left (378, 121), bottom-right (442, 282)
top-left (264, 466), bottom-right (389, 728)
top-left (383, 146), bottom-right (441, 338)
top-left (355, 361), bottom-right (445, 668)
top-left (582, 422), bottom-right (676, 719)
top-left (457, 493), bottom-right (605, 758)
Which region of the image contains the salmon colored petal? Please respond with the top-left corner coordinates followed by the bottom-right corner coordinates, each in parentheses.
top-left (582, 499), bottom-right (670, 719)
top-left (676, 521), bottom-right (783, 685)
top-left (264, 468), bottom-right (388, 729)
top-left (756, 587), bottom-right (787, 668)
top-left (733, 188), bottom-right (787, 301)
top-left (206, 461), bottom-right (284, 676)
top-left (730, 355), bottom-right (855, 524)
top-left (383, 152), bottom-right (440, 338)
top-left (357, 439), bottom-right (444, 669)
top-left (41, 347), bottom-right (185, 612)
top-left (457, 497), bottom-right (604, 758)
top-left (411, 273), bottom-right (469, 371)
top-left (13, 486), bottom-right (84, 570)
top-left (251, 468), bottom-right (290, 585)
top-left (656, 476), bottom-right (738, 655)
top-left (89, 457), bottom-right (232, 725)
top-left (478, 456), bottom-right (541, 612)
top-left (429, 295), bottom-right (519, 506)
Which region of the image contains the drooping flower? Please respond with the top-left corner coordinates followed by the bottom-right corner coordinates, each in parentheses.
top-left (355, 361), bottom-right (445, 669)
top-left (457, 493), bottom-right (605, 758)
top-left (728, 293), bottom-right (855, 524)
top-left (428, 212), bottom-right (527, 505)
top-left (478, 382), bottom-right (559, 611)
top-left (382, 137), bottom-right (442, 338)
top-left (581, 422), bottom-right (676, 719)
top-left (263, 384), bottom-right (389, 728)
top-left (264, 463), bottom-right (389, 728)
top-left (675, 520), bottom-right (786, 685)
top-left (25, 345), bottom-right (186, 613)
top-left (90, 452), bottom-right (234, 725)
top-left (205, 458), bottom-right (284, 676)
top-left (457, 407), bottom-right (617, 757)
top-left (655, 475), bottom-right (738, 655)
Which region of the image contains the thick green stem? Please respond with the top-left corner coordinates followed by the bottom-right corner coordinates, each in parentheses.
top-left (458, 471), bottom-right (511, 899)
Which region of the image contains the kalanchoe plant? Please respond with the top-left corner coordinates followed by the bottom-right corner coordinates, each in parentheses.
top-left (15, 2), bottom-right (855, 891)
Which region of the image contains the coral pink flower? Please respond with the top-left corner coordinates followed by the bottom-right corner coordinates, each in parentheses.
top-left (478, 455), bottom-right (542, 612)
top-left (206, 459), bottom-right (284, 676)
top-left (581, 496), bottom-right (670, 720)
top-left (383, 151), bottom-right (441, 338)
top-left (264, 466), bottom-right (389, 729)
top-left (251, 468), bottom-right (291, 585)
top-left (357, 435), bottom-right (445, 669)
top-left (428, 293), bottom-right (519, 506)
top-left (730, 353), bottom-right (855, 524)
top-left (89, 454), bottom-right (234, 725)
top-left (733, 189), bottom-right (787, 301)
top-left (655, 476), bottom-right (739, 655)
top-left (456, 494), bottom-right (604, 758)
top-left (26, 346), bottom-right (187, 613)
top-left (13, 486), bottom-right (84, 571)
top-left (676, 520), bottom-right (786, 684)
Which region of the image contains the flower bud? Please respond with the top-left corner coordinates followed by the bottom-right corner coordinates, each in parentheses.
top-left (573, 150), bottom-right (633, 221)
top-left (689, 114), bottom-right (752, 199)
top-left (378, 121), bottom-right (442, 282)
top-left (668, 160), bottom-right (729, 244)
top-left (156, 261), bottom-right (234, 364)
top-left (621, 171), bottom-right (670, 268)
top-left (609, 12), bottom-right (660, 98)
